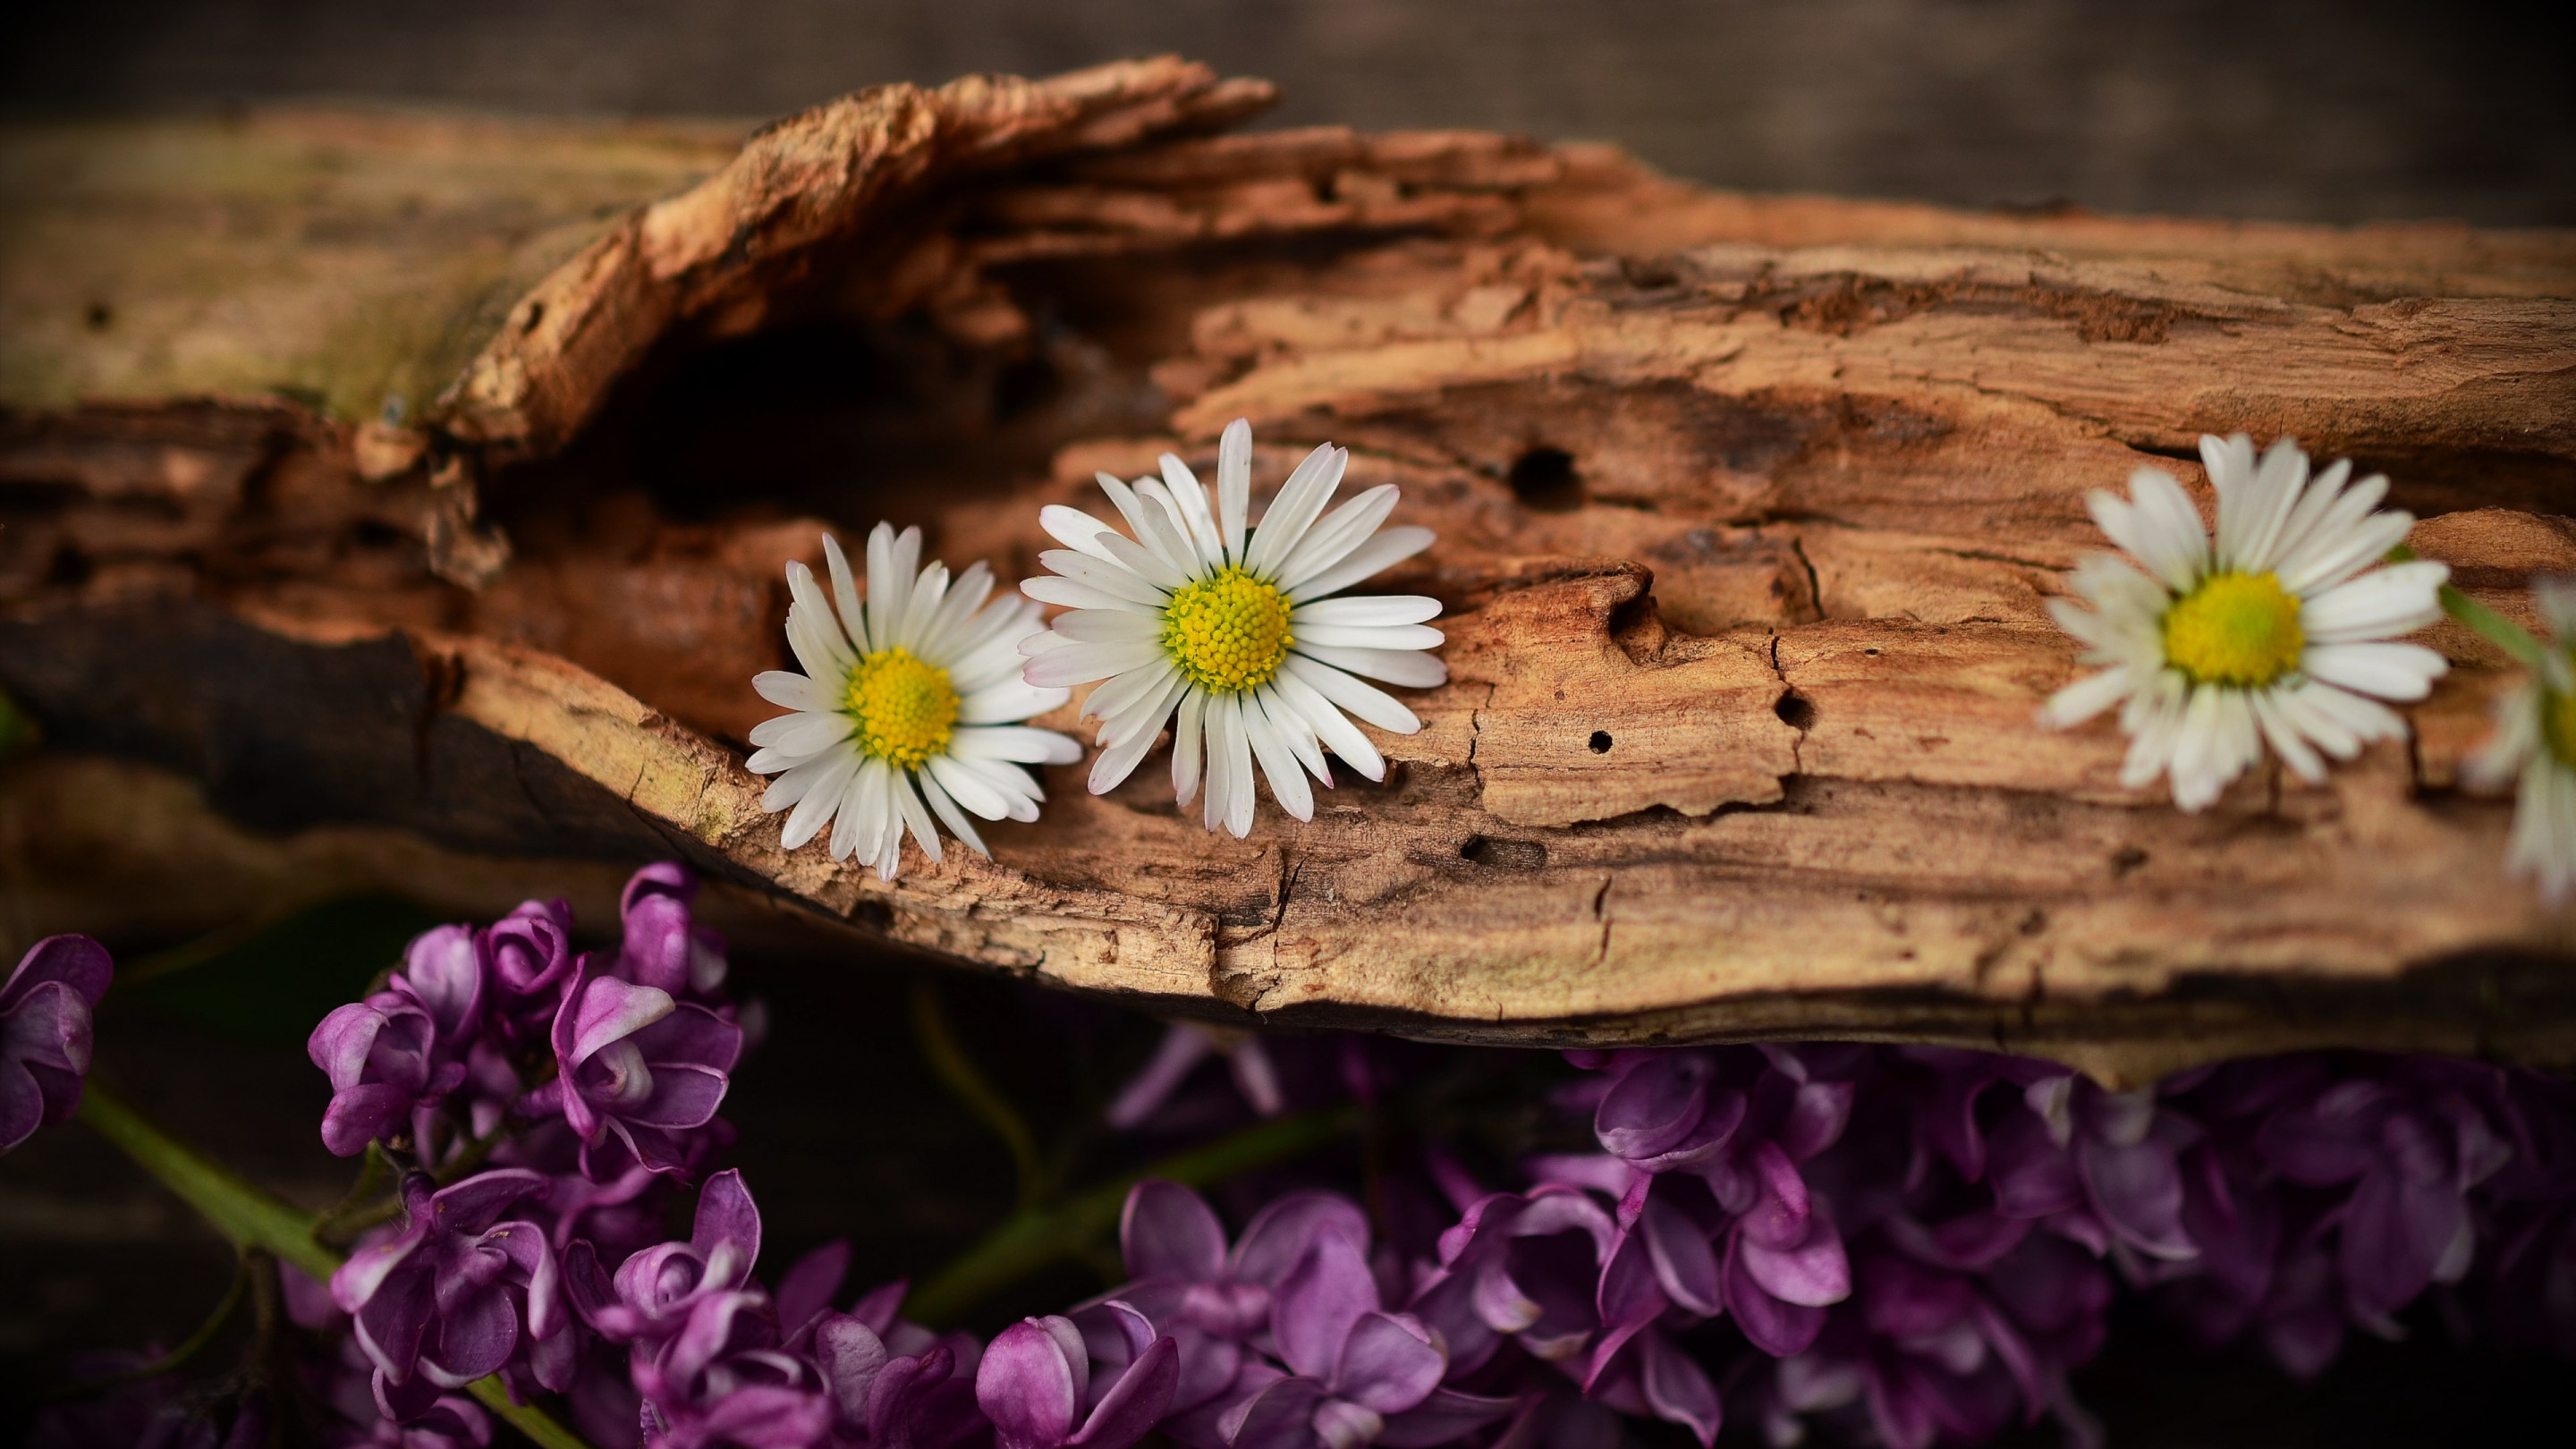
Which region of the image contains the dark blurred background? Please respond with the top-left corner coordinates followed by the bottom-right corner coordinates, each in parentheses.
top-left (4, 0), bottom-right (2573, 225)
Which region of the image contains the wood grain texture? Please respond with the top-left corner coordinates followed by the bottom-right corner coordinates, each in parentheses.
top-left (3, 60), bottom-right (2572, 1083)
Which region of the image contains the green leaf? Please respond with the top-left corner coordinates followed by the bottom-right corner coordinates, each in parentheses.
top-left (127, 894), bottom-right (450, 1047)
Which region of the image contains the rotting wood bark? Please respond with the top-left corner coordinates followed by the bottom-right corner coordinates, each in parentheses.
top-left (3, 56), bottom-right (2573, 1084)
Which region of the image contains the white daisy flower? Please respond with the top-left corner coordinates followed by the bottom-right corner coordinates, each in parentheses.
top-left (2039, 433), bottom-right (2452, 811)
top-left (2463, 579), bottom-right (2576, 902)
top-left (747, 523), bottom-right (1080, 880)
top-left (1017, 418), bottom-right (1445, 838)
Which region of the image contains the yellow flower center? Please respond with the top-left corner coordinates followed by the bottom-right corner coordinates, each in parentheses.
top-left (2161, 571), bottom-right (2305, 688)
top-left (843, 648), bottom-right (959, 769)
top-left (1162, 566), bottom-right (1293, 693)
top-left (2545, 678), bottom-right (2576, 768)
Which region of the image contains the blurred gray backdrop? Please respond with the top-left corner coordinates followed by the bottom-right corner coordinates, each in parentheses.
top-left (6, 0), bottom-right (2573, 225)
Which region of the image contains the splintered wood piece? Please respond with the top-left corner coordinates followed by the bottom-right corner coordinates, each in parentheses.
top-left (4, 60), bottom-right (2573, 1084)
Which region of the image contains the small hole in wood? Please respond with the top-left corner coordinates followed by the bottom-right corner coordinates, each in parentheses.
top-left (1589, 730), bottom-right (1614, 753)
top-left (1462, 835), bottom-right (1548, 869)
top-left (521, 301), bottom-right (547, 334)
top-left (1864, 647), bottom-right (1882, 657)
top-left (84, 301), bottom-right (113, 331)
top-left (1508, 446), bottom-right (1583, 513)
top-left (1775, 693), bottom-right (1817, 729)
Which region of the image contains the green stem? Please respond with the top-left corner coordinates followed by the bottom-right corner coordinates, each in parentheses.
top-left (77, 1078), bottom-right (598, 1449)
top-left (904, 1104), bottom-right (1357, 1326)
top-left (2441, 583), bottom-right (2555, 674)
top-left (911, 981), bottom-right (1049, 1210)
top-left (77, 1079), bottom-right (339, 1281)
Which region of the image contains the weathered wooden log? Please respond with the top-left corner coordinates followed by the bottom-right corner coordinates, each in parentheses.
top-left (4, 57), bottom-right (2573, 1083)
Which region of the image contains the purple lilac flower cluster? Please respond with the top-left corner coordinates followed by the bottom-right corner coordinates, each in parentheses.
top-left (25, 862), bottom-right (2576, 1449)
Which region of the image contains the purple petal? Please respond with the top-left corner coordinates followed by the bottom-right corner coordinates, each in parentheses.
top-left (818, 1314), bottom-right (891, 1422)
top-left (979, 1318), bottom-right (1082, 1449)
top-left (1860, 1256), bottom-right (1973, 1339)
top-left (430, 1169), bottom-right (549, 1236)
top-left (564, 970), bottom-right (675, 1068)
top-left (1737, 1142), bottom-right (1812, 1252)
top-left (1595, 1055), bottom-right (1710, 1161)
top-left (1639, 1331), bottom-right (1722, 1448)
top-left (1640, 1193), bottom-right (1722, 1316)
top-left (1723, 1234), bottom-right (1826, 1356)
top-left (1124, 1180), bottom-right (1231, 1284)
top-left (777, 1240), bottom-right (851, 1340)
top-left (1274, 1234), bottom-right (1378, 1381)
top-left (1594, 1228), bottom-right (1666, 1332)
top-left (1882, 1210), bottom-right (2029, 1273)
top-left (691, 1168), bottom-right (762, 1273)
top-left (1222, 1377), bottom-right (1326, 1449)
top-left (1987, 1110), bottom-right (2082, 1219)
top-left (2256, 1081), bottom-right (2388, 1184)
top-left (422, 1283), bottom-right (517, 1383)
top-left (1738, 1219), bottom-right (1850, 1308)
top-left (3, 936), bottom-right (113, 1010)
top-left (698, 1385), bottom-right (836, 1449)
top-left (2077, 1136), bottom-right (2195, 1260)
top-left (1376, 1388), bottom-right (1518, 1448)
top-left (1233, 1192), bottom-right (1373, 1288)
top-left (1331, 1313), bottom-right (1443, 1413)
top-left (1776, 1080), bottom-right (1855, 1162)
top-left (2341, 1166), bottom-right (2464, 1316)
top-left (635, 1000), bottom-right (745, 1073)
top-left (1400, 1271), bottom-right (1498, 1380)
top-left (1071, 1333), bottom-right (1179, 1449)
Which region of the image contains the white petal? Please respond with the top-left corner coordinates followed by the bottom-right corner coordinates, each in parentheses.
top-left (1089, 707), bottom-right (1169, 794)
top-left (760, 750), bottom-right (846, 812)
top-left (892, 770), bottom-right (944, 869)
top-left (1112, 475), bottom-right (1207, 578)
top-left (1291, 595), bottom-right (1442, 627)
top-left (2117, 674), bottom-right (2190, 791)
top-left (1042, 503), bottom-right (1125, 564)
top-left (1158, 453), bottom-right (1227, 568)
top-left (2536, 580), bottom-right (2576, 640)
top-left (1217, 418), bottom-right (1253, 566)
top-left (2277, 509), bottom-right (2414, 599)
top-left (960, 677), bottom-right (1072, 724)
top-left (1292, 641), bottom-right (1449, 689)
top-left (2462, 683), bottom-right (2542, 792)
top-left (788, 560), bottom-right (857, 664)
top-left (863, 525), bottom-right (902, 655)
top-left (1022, 575), bottom-right (1165, 614)
top-left (782, 749), bottom-right (861, 849)
top-left (1210, 693), bottom-right (1257, 837)
top-left (2248, 686), bottom-right (2326, 784)
top-left (928, 753), bottom-right (1012, 819)
top-left (1245, 443), bottom-right (1349, 576)
top-left (2300, 562), bottom-right (2448, 642)
top-left (749, 711), bottom-right (852, 755)
top-left (2301, 641), bottom-right (2448, 701)
top-left (821, 535), bottom-right (870, 655)
top-left (2091, 470), bottom-right (2207, 593)
top-left (894, 562), bottom-right (950, 653)
top-left (1051, 608), bottom-right (1164, 643)
top-left (1243, 697), bottom-right (1314, 821)
top-left (1099, 670), bottom-right (1191, 751)
top-left (2292, 679), bottom-right (2408, 746)
top-left (1271, 668), bottom-right (1384, 781)
top-left (1038, 549), bottom-right (1170, 606)
top-left (753, 670), bottom-right (838, 712)
top-left (1289, 622), bottom-right (1445, 651)
top-left (1098, 529), bottom-right (1193, 592)
top-left (2038, 666), bottom-right (2137, 729)
top-left (951, 725), bottom-right (1084, 766)
top-left (1083, 657), bottom-right (1185, 728)
top-left (1025, 640), bottom-right (1166, 688)
top-left (1254, 685), bottom-right (1332, 784)
top-left (1171, 688), bottom-right (1208, 807)
top-left (833, 760), bottom-right (886, 863)
top-left (2216, 438), bottom-right (2307, 573)
top-left (918, 562), bottom-right (996, 659)
top-left (1281, 653), bottom-right (1420, 733)
top-left (917, 770), bottom-right (990, 857)
top-left (1275, 485), bottom-right (1400, 591)
top-left (2165, 684), bottom-right (2252, 813)
top-left (1284, 525), bottom-right (1436, 603)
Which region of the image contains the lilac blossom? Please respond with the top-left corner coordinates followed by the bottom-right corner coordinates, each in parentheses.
top-left (619, 863), bottom-right (730, 1000)
top-left (523, 952), bottom-right (741, 1179)
top-left (483, 897), bottom-right (576, 1040)
top-left (330, 1169), bottom-right (572, 1419)
top-left (1, 935), bottom-right (112, 1156)
top-left (1227, 1233), bottom-right (1513, 1449)
top-left (633, 1289), bottom-right (836, 1449)
top-left (976, 1303), bottom-right (1177, 1449)
top-left (310, 993), bottom-right (458, 1158)
top-left (1089, 1181), bottom-right (1370, 1446)
top-left (568, 1167), bottom-right (762, 1348)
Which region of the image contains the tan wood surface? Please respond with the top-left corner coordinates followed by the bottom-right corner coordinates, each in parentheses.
top-left (4, 58), bottom-right (2572, 1082)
